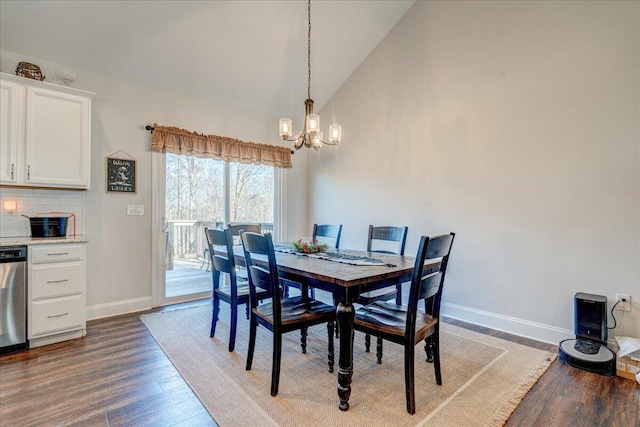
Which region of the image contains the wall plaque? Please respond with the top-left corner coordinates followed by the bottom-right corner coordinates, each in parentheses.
top-left (106, 157), bottom-right (136, 193)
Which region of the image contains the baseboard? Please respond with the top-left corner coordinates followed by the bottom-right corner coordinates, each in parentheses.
top-left (30, 329), bottom-right (84, 348)
top-left (86, 297), bottom-right (153, 321)
top-left (441, 302), bottom-right (574, 346)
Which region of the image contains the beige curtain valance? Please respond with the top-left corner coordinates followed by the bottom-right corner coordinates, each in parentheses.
top-left (150, 124), bottom-right (292, 169)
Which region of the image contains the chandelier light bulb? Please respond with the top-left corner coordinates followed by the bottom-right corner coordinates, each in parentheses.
top-left (329, 124), bottom-right (342, 143)
top-left (312, 132), bottom-right (323, 150)
top-left (290, 131), bottom-right (302, 148)
top-left (307, 114), bottom-right (319, 133)
top-left (279, 118), bottom-right (292, 138)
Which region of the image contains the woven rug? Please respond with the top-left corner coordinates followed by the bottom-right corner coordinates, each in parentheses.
top-left (140, 304), bottom-right (556, 427)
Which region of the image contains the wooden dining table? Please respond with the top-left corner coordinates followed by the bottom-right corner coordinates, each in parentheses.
top-left (229, 244), bottom-right (441, 411)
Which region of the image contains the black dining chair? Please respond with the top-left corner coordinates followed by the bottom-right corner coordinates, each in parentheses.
top-left (354, 233), bottom-right (455, 414)
top-left (227, 223), bottom-right (262, 279)
top-left (356, 225), bottom-right (408, 354)
top-left (228, 223), bottom-right (262, 245)
top-left (313, 223), bottom-right (343, 249)
top-left (242, 231), bottom-right (336, 396)
top-left (205, 227), bottom-right (268, 352)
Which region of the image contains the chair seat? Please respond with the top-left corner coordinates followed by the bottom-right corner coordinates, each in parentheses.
top-left (355, 301), bottom-right (437, 339)
top-left (255, 295), bottom-right (335, 326)
top-left (216, 281), bottom-right (268, 299)
top-left (357, 287), bottom-right (398, 305)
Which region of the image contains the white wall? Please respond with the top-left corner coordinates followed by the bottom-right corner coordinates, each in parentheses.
top-left (310, 1), bottom-right (640, 343)
top-left (1, 49), bottom-right (308, 319)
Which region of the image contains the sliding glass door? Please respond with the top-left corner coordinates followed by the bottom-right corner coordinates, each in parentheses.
top-left (155, 153), bottom-right (276, 305)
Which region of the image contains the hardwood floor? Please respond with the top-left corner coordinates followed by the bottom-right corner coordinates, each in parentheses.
top-left (444, 318), bottom-right (640, 427)
top-left (0, 301), bottom-right (216, 427)
top-left (1, 301), bottom-right (637, 426)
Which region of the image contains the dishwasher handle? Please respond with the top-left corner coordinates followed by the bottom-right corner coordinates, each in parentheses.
top-left (0, 247), bottom-right (27, 263)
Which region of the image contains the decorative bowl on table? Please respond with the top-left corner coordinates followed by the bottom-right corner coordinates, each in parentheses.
top-left (291, 239), bottom-right (328, 254)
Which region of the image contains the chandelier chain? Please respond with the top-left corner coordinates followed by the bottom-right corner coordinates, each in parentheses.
top-left (307, 0), bottom-right (311, 100)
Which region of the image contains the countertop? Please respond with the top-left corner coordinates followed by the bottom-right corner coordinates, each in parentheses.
top-left (0, 235), bottom-right (90, 247)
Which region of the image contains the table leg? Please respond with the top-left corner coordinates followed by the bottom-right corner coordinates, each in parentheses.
top-left (337, 301), bottom-right (354, 411)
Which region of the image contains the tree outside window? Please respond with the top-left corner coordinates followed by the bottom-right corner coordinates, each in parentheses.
top-left (165, 153), bottom-right (274, 259)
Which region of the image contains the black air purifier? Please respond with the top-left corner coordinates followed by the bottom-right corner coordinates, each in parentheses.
top-left (559, 292), bottom-right (616, 376)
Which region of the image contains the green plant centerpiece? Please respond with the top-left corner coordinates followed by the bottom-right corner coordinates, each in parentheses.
top-left (291, 239), bottom-right (328, 254)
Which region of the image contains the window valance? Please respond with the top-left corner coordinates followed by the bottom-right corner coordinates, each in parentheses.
top-left (150, 124), bottom-right (292, 169)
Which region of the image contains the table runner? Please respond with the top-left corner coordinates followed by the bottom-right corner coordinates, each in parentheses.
top-left (274, 244), bottom-right (385, 266)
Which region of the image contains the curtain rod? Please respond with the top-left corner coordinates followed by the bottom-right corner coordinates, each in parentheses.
top-left (144, 124), bottom-right (294, 154)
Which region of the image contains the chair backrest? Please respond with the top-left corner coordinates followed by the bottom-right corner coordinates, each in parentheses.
top-left (205, 227), bottom-right (236, 273)
top-left (367, 225), bottom-right (408, 255)
top-left (241, 231), bottom-right (280, 314)
top-left (405, 233), bottom-right (455, 336)
top-left (312, 224), bottom-right (343, 249)
top-left (205, 227), bottom-right (240, 294)
top-left (228, 223), bottom-right (262, 245)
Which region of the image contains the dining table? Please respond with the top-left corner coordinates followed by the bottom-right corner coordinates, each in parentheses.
top-left (228, 243), bottom-right (441, 411)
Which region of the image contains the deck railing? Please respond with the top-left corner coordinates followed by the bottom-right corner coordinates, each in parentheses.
top-left (165, 220), bottom-right (273, 270)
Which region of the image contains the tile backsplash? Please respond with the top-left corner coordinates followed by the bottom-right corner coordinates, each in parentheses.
top-left (0, 187), bottom-right (84, 237)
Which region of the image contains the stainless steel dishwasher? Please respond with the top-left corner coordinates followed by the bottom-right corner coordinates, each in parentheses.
top-left (0, 246), bottom-right (28, 354)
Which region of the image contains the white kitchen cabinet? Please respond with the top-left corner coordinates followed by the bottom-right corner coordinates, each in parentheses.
top-left (28, 243), bottom-right (86, 348)
top-left (0, 73), bottom-right (94, 189)
top-left (0, 80), bottom-right (19, 183)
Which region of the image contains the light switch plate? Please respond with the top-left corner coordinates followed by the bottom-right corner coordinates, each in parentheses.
top-left (127, 204), bottom-right (144, 216)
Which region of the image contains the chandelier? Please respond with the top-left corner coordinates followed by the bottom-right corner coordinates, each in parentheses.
top-left (279, 0), bottom-right (342, 151)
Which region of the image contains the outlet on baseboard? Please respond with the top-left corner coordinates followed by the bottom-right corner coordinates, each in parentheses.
top-left (615, 294), bottom-right (631, 312)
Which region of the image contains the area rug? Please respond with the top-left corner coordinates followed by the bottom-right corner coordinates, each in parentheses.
top-left (140, 304), bottom-right (556, 427)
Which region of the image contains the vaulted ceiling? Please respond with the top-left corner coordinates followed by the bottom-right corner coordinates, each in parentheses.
top-left (0, 0), bottom-right (414, 117)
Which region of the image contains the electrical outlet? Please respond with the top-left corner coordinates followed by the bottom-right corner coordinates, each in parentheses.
top-left (617, 361), bottom-right (626, 371)
top-left (615, 294), bottom-right (631, 312)
top-left (628, 364), bottom-right (639, 374)
top-left (127, 204), bottom-right (144, 216)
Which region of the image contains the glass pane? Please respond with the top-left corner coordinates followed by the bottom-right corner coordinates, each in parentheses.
top-left (229, 163), bottom-right (274, 231)
top-left (165, 154), bottom-right (224, 299)
top-left (166, 154), bottom-right (224, 222)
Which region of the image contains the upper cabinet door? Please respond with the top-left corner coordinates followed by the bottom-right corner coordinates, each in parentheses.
top-left (24, 87), bottom-right (91, 188)
top-left (0, 80), bottom-right (21, 184)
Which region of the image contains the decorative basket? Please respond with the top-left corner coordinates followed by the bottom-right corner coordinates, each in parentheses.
top-left (24, 215), bottom-right (70, 238)
top-left (15, 62), bottom-right (45, 81)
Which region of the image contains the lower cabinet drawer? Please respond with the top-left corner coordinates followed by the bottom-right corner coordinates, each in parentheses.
top-left (30, 295), bottom-right (83, 338)
top-left (30, 244), bottom-right (83, 264)
top-left (31, 262), bottom-right (82, 299)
